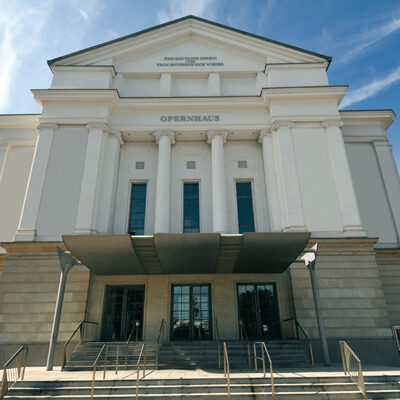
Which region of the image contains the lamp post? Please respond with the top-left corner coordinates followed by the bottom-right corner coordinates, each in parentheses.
top-left (299, 243), bottom-right (330, 366)
top-left (46, 247), bottom-right (81, 370)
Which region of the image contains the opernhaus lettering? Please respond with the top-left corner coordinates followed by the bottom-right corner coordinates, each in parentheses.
top-left (160, 115), bottom-right (220, 122)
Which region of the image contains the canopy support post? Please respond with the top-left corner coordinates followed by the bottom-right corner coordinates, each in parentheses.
top-left (46, 247), bottom-right (81, 370)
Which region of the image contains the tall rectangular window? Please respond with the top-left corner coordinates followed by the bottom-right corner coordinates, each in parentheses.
top-left (183, 183), bottom-right (200, 233)
top-left (236, 182), bottom-right (255, 233)
top-left (128, 183), bottom-right (147, 235)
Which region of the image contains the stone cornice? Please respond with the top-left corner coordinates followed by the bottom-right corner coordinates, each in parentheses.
top-left (261, 85), bottom-right (347, 105)
top-left (339, 110), bottom-right (395, 130)
top-left (153, 130), bottom-right (175, 144)
top-left (207, 130), bottom-right (228, 144)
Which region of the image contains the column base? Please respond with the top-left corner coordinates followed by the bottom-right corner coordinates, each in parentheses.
top-left (13, 229), bottom-right (36, 242)
top-left (343, 225), bottom-right (366, 237)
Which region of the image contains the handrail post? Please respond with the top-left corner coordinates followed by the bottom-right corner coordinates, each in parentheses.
top-left (143, 345), bottom-right (147, 378)
top-left (103, 345), bottom-right (108, 379)
top-left (115, 345), bottom-right (119, 375)
top-left (90, 365), bottom-right (96, 400)
top-left (253, 343), bottom-right (257, 371)
top-left (261, 344), bottom-right (266, 377)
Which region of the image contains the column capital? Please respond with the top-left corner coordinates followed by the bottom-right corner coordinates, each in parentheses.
top-left (37, 123), bottom-right (58, 131)
top-left (87, 122), bottom-right (108, 132)
top-left (257, 128), bottom-right (272, 143)
top-left (271, 120), bottom-right (292, 130)
top-left (109, 130), bottom-right (125, 145)
top-left (154, 130), bottom-right (175, 145)
top-left (207, 130), bottom-right (228, 144)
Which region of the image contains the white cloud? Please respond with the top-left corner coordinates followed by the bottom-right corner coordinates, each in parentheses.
top-left (157, 0), bottom-right (216, 24)
top-left (79, 8), bottom-right (89, 21)
top-left (337, 17), bottom-right (400, 64)
top-left (341, 66), bottom-right (400, 108)
top-left (0, 1), bottom-right (53, 111)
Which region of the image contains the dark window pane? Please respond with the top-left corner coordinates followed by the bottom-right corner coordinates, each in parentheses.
top-left (236, 182), bottom-right (255, 234)
top-left (183, 183), bottom-right (200, 233)
top-left (128, 184), bottom-right (147, 235)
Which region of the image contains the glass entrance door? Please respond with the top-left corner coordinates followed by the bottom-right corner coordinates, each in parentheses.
top-left (171, 284), bottom-right (211, 340)
top-left (101, 285), bottom-right (145, 341)
top-left (237, 283), bottom-right (280, 340)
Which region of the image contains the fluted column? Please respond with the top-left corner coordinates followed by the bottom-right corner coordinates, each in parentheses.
top-left (14, 124), bottom-right (57, 241)
top-left (74, 123), bottom-right (107, 234)
top-left (207, 130), bottom-right (228, 233)
top-left (153, 131), bottom-right (175, 233)
top-left (258, 128), bottom-right (283, 231)
top-left (322, 121), bottom-right (366, 236)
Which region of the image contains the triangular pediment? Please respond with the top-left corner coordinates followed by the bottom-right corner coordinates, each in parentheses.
top-left (48, 16), bottom-right (331, 72)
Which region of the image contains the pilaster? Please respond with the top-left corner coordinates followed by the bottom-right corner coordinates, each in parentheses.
top-left (271, 121), bottom-right (307, 231)
top-left (373, 141), bottom-right (400, 243)
top-left (14, 123), bottom-right (57, 242)
top-left (322, 120), bottom-right (366, 237)
top-left (258, 128), bottom-right (283, 231)
top-left (74, 123), bottom-right (108, 235)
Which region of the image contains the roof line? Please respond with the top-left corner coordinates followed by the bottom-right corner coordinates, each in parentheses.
top-left (47, 15), bottom-right (332, 67)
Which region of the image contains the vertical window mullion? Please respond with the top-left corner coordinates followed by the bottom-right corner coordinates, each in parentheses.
top-left (128, 183), bottom-right (147, 235)
top-left (236, 182), bottom-right (255, 233)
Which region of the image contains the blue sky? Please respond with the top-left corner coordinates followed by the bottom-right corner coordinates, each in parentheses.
top-left (0, 0), bottom-right (399, 167)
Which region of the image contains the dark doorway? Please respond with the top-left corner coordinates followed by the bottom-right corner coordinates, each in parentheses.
top-left (237, 283), bottom-right (280, 340)
top-left (101, 285), bottom-right (145, 341)
top-left (171, 284), bottom-right (211, 340)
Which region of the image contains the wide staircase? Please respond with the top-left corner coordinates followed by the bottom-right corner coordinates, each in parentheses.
top-left (63, 340), bottom-right (311, 371)
top-left (4, 374), bottom-right (400, 399)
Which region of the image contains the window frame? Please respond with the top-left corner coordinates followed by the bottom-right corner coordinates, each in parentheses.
top-left (234, 179), bottom-right (257, 234)
top-left (182, 180), bottom-right (201, 233)
top-left (127, 180), bottom-right (148, 235)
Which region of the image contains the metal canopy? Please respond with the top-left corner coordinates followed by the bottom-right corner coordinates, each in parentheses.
top-left (62, 232), bottom-right (310, 275)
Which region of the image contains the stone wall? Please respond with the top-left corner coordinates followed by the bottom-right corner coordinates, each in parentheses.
top-left (0, 243), bottom-right (90, 344)
top-left (376, 249), bottom-right (400, 327)
top-left (290, 238), bottom-right (392, 340)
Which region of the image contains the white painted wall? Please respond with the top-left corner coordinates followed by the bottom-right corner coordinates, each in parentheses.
top-left (35, 127), bottom-right (88, 240)
top-left (113, 142), bottom-right (158, 235)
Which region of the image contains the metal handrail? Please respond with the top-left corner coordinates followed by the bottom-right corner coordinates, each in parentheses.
top-left (253, 342), bottom-right (275, 400)
top-left (62, 320), bottom-right (97, 369)
top-left (90, 344), bottom-right (105, 400)
top-left (223, 342), bottom-right (231, 399)
top-left (215, 319), bottom-right (221, 368)
top-left (283, 317), bottom-right (314, 366)
top-left (339, 341), bottom-right (367, 399)
top-left (136, 343), bottom-right (146, 399)
top-left (0, 346), bottom-right (28, 399)
top-left (157, 319), bottom-right (165, 343)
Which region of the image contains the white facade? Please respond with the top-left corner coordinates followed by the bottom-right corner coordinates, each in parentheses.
top-left (0, 16), bottom-right (397, 246)
top-left (0, 16), bottom-right (399, 365)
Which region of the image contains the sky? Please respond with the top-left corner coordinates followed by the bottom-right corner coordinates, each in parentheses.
top-left (0, 0), bottom-right (399, 167)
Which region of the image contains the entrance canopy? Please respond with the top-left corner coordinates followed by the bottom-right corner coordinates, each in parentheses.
top-left (62, 232), bottom-right (310, 275)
